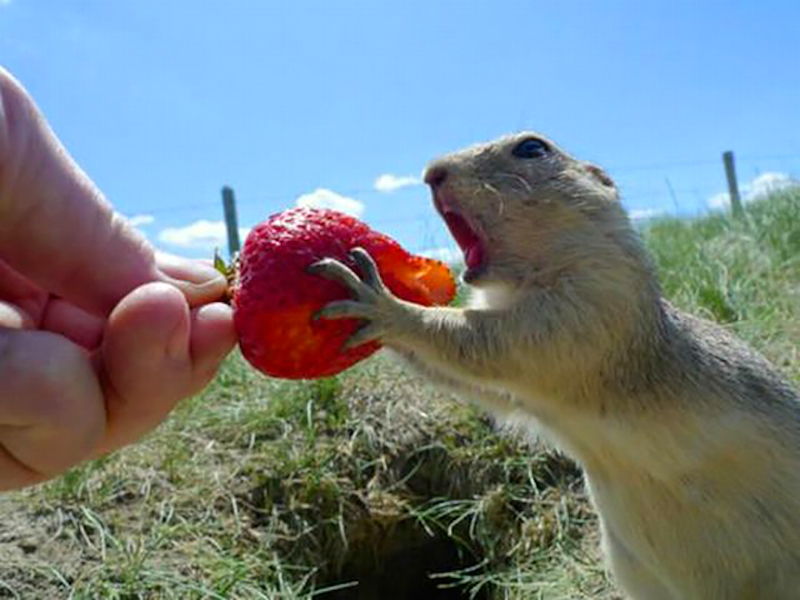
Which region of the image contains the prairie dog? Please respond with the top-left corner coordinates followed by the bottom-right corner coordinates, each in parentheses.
top-left (311, 132), bottom-right (800, 599)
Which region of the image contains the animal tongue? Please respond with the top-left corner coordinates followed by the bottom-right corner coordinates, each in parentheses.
top-left (442, 211), bottom-right (483, 270)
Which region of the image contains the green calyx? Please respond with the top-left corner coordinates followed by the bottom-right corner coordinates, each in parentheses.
top-left (214, 248), bottom-right (239, 302)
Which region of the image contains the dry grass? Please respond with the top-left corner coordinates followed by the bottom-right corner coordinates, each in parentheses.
top-left (0, 355), bottom-right (611, 599)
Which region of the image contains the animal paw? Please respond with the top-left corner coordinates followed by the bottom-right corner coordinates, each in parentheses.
top-left (309, 247), bottom-right (411, 349)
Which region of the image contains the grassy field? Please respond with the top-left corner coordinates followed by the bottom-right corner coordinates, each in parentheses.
top-left (1, 188), bottom-right (798, 599)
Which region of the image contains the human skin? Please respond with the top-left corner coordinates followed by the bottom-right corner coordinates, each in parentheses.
top-left (0, 67), bottom-right (236, 491)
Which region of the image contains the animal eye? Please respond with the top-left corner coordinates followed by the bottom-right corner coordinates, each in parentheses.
top-left (512, 138), bottom-right (549, 159)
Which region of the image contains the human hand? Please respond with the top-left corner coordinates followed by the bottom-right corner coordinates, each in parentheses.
top-left (0, 68), bottom-right (236, 490)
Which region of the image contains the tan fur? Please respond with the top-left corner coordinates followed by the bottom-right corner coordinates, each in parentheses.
top-left (314, 132), bottom-right (800, 599)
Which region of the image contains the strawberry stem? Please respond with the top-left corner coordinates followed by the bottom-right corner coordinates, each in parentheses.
top-left (213, 248), bottom-right (239, 303)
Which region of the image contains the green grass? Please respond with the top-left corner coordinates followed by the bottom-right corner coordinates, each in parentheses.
top-left (645, 188), bottom-right (800, 377)
top-left (0, 188), bottom-right (797, 599)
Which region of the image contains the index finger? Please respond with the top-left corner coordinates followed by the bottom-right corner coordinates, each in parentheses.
top-left (0, 68), bottom-right (225, 315)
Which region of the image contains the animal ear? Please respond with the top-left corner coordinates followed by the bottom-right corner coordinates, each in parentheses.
top-left (583, 163), bottom-right (615, 189)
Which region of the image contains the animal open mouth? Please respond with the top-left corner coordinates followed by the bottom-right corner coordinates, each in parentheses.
top-left (434, 194), bottom-right (486, 277)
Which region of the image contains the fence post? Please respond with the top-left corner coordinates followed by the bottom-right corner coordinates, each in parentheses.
top-left (722, 151), bottom-right (743, 218)
top-left (221, 186), bottom-right (241, 258)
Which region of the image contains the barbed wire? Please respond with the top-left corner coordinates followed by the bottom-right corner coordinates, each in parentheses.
top-left (129, 152), bottom-right (800, 218)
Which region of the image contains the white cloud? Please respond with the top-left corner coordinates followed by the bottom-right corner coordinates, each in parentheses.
top-left (629, 207), bottom-right (667, 221)
top-left (419, 247), bottom-right (463, 264)
top-left (295, 188), bottom-right (364, 217)
top-left (708, 192), bottom-right (730, 211)
top-left (747, 172), bottom-right (796, 199)
top-left (374, 174), bottom-right (421, 193)
top-left (126, 214), bottom-right (155, 227)
top-left (708, 172), bottom-right (797, 210)
top-left (158, 219), bottom-right (250, 250)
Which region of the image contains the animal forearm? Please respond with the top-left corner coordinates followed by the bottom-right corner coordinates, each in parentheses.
top-left (387, 303), bottom-right (532, 382)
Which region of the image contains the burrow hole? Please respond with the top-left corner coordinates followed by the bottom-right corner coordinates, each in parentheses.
top-left (320, 522), bottom-right (491, 600)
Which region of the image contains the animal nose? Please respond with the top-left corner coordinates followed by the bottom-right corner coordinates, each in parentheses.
top-left (424, 165), bottom-right (448, 189)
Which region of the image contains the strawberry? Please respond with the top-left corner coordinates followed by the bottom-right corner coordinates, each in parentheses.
top-left (231, 207), bottom-right (456, 379)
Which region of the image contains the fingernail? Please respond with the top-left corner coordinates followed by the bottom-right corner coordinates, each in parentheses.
top-left (156, 252), bottom-right (225, 284)
top-left (156, 252), bottom-right (229, 307)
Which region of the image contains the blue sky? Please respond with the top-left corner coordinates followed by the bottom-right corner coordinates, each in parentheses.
top-left (2, 0), bottom-right (799, 260)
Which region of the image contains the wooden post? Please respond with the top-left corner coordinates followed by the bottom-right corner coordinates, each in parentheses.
top-left (221, 186), bottom-right (241, 258)
top-left (722, 151), bottom-right (743, 218)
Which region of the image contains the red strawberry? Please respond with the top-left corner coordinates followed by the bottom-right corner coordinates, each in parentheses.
top-left (232, 207), bottom-right (456, 379)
